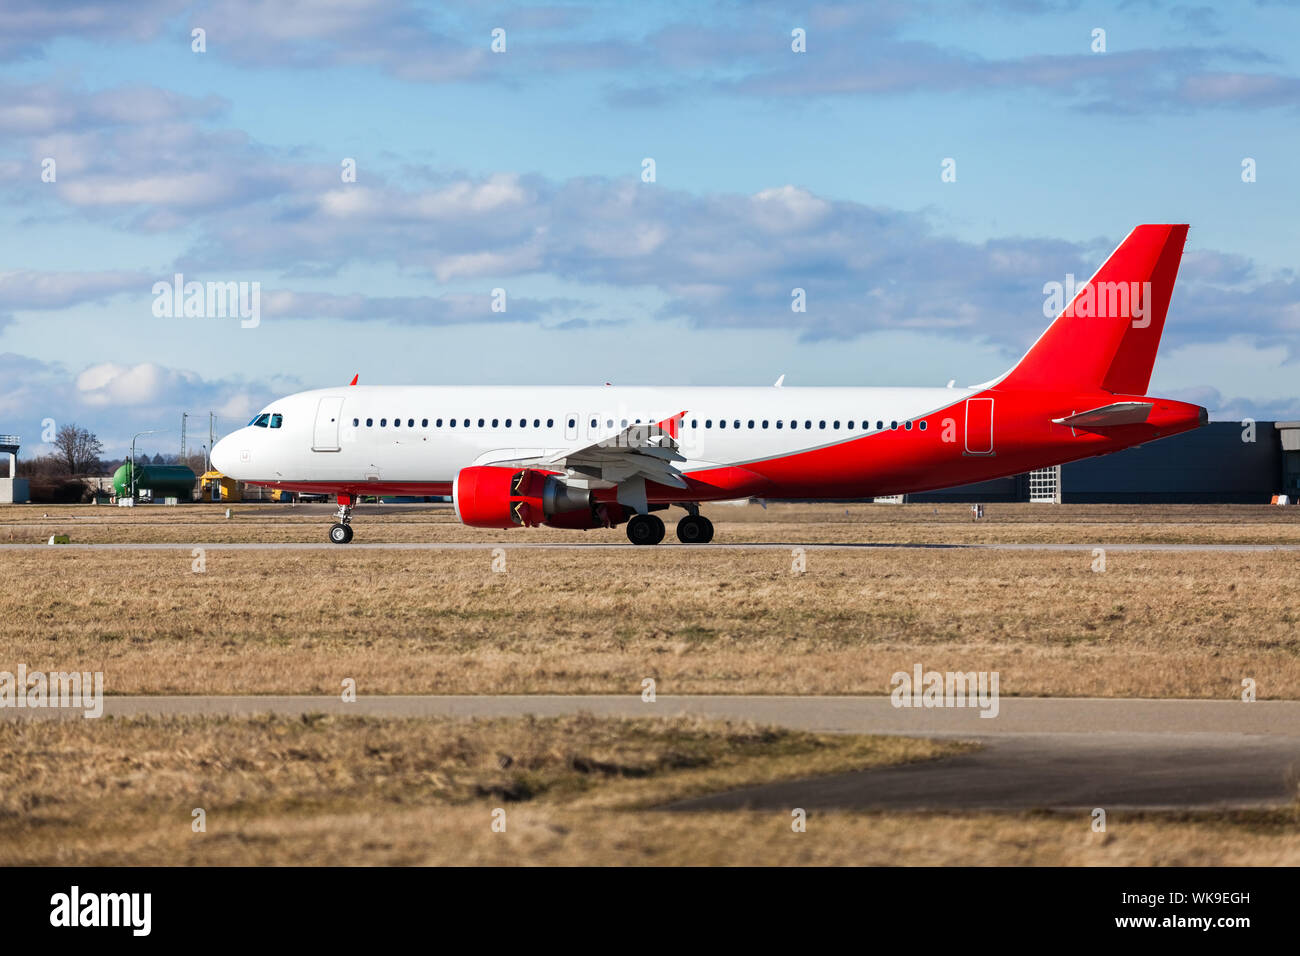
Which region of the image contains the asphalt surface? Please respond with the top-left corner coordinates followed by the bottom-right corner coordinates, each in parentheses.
top-left (4, 541), bottom-right (1298, 552)
top-left (7, 695), bottom-right (1297, 811)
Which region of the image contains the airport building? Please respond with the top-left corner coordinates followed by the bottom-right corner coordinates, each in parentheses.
top-left (911, 421), bottom-right (1298, 504)
top-left (0, 434), bottom-right (28, 503)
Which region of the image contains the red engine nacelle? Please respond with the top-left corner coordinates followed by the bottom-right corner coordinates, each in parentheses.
top-left (452, 466), bottom-right (594, 529)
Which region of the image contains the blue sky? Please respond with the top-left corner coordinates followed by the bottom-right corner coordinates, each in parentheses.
top-left (2, 0), bottom-right (1299, 458)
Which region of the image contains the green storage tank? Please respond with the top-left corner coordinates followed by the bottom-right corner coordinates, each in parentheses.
top-left (112, 463), bottom-right (196, 501)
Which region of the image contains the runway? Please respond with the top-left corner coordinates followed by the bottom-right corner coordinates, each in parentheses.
top-left (4, 541), bottom-right (1299, 552)
top-left (6, 695), bottom-right (1297, 811)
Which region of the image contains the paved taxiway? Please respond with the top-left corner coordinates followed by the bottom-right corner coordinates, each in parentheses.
top-left (4, 542), bottom-right (1298, 552)
top-left (6, 695), bottom-right (1297, 810)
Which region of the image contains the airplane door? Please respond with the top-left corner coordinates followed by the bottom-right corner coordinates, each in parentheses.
top-left (565, 412), bottom-right (579, 442)
top-left (964, 398), bottom-right (994, 455)
top-left (312, 396), bottom-right (345, 452)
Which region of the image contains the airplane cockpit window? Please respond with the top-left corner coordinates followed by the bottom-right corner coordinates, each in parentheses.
top-left (269, 414), bottom-right (283, 428)
top-left (250, 413), bottom-right (271, 428)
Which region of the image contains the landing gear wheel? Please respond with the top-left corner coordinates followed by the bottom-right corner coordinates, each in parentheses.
top-left (330, 494), bottom-right (356, 544)
top-left (676, 514), bottom-right (714, 544)
top-left (626, 513), bottom-right (665, 545)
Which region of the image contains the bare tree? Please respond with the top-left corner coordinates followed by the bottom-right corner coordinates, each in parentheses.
top-left (53, 424), bottom-right (104, 475)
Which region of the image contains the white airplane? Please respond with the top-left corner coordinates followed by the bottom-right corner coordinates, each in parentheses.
top-left (211, 224), bottom-right (1206, 545)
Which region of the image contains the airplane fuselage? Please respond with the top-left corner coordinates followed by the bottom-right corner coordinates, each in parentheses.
top-left (213, 382), bottom-right (1205, 502)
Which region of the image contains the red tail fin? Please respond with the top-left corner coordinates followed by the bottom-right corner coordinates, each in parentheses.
top-left (1000, 224), bottom-right (1188, 395)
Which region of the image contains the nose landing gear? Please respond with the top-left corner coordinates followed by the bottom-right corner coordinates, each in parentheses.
top-left (329, 494), bottom-right (355, 544)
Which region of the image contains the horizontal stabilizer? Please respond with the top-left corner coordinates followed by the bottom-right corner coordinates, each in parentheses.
top-left (1052, 402), bottom-right (1153, 428)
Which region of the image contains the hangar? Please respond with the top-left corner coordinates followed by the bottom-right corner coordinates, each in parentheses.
top-left (910, 421), bottom-right (1298, 504)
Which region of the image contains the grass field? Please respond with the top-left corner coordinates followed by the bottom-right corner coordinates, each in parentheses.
top-left (3, 713), bottom-right (1294, 866)
top-left (3, 527), bottom-right (1298, 697)
top-left (5, 503), bottom-right (1298, 867)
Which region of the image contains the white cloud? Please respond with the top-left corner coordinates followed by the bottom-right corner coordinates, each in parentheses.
top-left (76, 361), bottom-right (193, 406)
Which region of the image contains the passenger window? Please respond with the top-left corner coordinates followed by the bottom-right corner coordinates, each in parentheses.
top-left (546, 419), bottom-right (553, 428)
top-left (394, 418), bottom-right (401, 428)
top-left (478, 419), bottom-right (485, 427)
top-left (832, 421), bottom-right (839, 430)
top-left (352, 418), bottom-right (359, 427)
top-left (421, 419), bottom-right (428, 427)
top-left (748, 420), bottom-right (755, 429)
top-left (847, 421), bottom-right (854, 429)
top-left (804, 420), bottom-right (812, 429)
top-left (905, 421), bottom-right (913, 430)
top-left (790, 420), bottom-right (797, 429)
top-left (890, 421), bottom-right (897, 430)
top-left (366, 418), bottom-right (373, 427)
top-left (621, 419), bottom-right (628, 428)
top-left (606, 419), bottom-right (613, 428)
top-left (776, 420), bottom-right (783, 429)
top-left (877, 420), bottom-right (883, 430)
top-left (706, 420), bottom-right (713, 428)
top-left (449, 419), bottom-right (456, 428)
top-left (920, 421), bottom-right (928, 431)
top-left (492, 419), bottom-right (500, 428)
top-left (691, 419), bottom-right (698, 428)
top-left (819, 421), bottom-right (826, 430)
top-left (435, 418), bottom-right (442, 427)
top-left (535, 419), bottom-right (541, 428)
top-left (505, 419), bottom-right (511, 427)
top-left (762, 420), bottom-right (768, 429)
top-left (408, 419), bottom-right (415, 427)
top-left (719, 420), bottom-right (726, 429)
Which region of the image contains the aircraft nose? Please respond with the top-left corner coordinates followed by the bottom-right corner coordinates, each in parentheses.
top-left (210, 434), bottom-right (239, 475)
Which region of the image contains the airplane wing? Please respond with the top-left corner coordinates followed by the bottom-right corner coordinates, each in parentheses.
top-left (1052, 402), bottom-right (1153, 428)
top-left (541, 412), bottom-right (689, 489)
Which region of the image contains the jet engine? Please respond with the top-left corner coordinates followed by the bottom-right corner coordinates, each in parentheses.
top-left (452, 466), bottom-right (594, 529)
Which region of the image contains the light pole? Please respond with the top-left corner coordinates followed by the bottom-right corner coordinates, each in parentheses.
top-left (129, 430), bottom-right (156, 501)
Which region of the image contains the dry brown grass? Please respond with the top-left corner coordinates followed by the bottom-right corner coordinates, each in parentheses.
top-left (3, 544), bottom-right (1299, 697)
top-left (0, 713), bottom-right (964, 864)
top-left (1, 713), bottom-right (1294, 866)
top-left (4, 501), bottom-right (1300, 545)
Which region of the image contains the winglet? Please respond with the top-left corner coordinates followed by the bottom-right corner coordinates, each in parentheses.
top-left (774, 374), bottom-right (785, 387)
top-left (348, 374), bottom-right (359, 386)
top-left (655, 411), bottom-right (688, 439)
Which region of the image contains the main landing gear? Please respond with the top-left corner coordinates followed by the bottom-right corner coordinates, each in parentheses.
top-left (624, 508), bottom-right (714, 545)
top-left (626, 513), bottom-right (665, 546)
top-left (675, 513), bottom-right (714, 544)
top-left (328, 494), bottom-right (355, 544)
